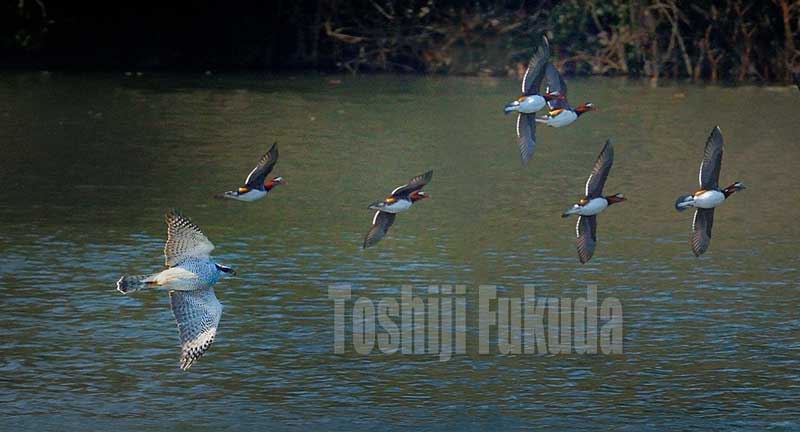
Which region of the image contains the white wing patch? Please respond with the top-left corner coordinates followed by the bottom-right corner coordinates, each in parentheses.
top-left (584, 174), bottom-right (594, 197)
top-left (244, 164), bottom-right (261, 187)
top-left (698, 159), bottom-right (705, 187)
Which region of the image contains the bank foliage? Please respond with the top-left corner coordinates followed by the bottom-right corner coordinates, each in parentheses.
top-left (3, 0), bottom-right (798, 83)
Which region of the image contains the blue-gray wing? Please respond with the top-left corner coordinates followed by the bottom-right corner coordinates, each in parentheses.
top-left (691, 208), bottom-right (714, 257)
top-left (516, 113), bottom-right (537, 164)
top-left (585, 140), bottom-right (614, 198)
top-left (576, 215), bottom-right (597, 264)
top-left (544, 63), bottom-right (570, 110)
top-left (170, 287), bottom-right (223, 370)
top-left (698, 126), bottom-right (723, 190)
top-left (521, 36), bottom-right (550, 96)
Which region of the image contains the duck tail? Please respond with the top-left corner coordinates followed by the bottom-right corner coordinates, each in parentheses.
top-left (503, 103), bottom-right (519, 115)
top-left (215, 191), bottom-right (236, 200)
top-left (674, 195), bottom-right (693, 212)
top-left (116, 273), bottom-right (158, 294)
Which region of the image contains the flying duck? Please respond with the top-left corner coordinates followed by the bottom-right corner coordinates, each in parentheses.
top-left (674, 126), bottom-right (746, 256)
top-left (117, 210), bottom-right (236, 370)
top-left (218, 142), bottom-right (285, 201)
top-left (561, 140), bottom-right (626, 263)
top-left (364, 170), bottom-right (432, 249)
top-left (503, 36), bottom-right (564, 163)
top-left (536, 63), bottom-right (596, 128)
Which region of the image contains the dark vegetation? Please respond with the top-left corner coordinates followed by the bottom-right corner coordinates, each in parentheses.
top-left (3, 0), bottom-right (799, 83)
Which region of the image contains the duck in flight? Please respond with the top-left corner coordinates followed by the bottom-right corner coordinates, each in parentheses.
top-left (363, 170), bottom-right (432, 249)
top-left (117, 210), bottom-right (236, 370)
top-left (675, 126), bottom-right (746, 256)
top-left (561, 140), bottom-right (626, 263)
top-left (503, 36), bottom-right (564, 164)
top-left (537, 63), bottom-right (596, 128)
top-left (218, 142), bottom-right (285, 201)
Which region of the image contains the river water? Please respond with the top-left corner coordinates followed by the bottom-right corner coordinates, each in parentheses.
top-left (0, 72), bottom-right (798, 430)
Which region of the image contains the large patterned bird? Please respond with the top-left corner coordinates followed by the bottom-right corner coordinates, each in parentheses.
top-left (674, 126), bottom-right (746, 256)
top-left (503, 36), bottom-right (563, 164)
top-left (537, 63), bottom-right (596, 128)
top-left (363, 170), bottom-right (432, 249)
top-left (117, 210), bottom-right (236, 370)
top-left (561, 140), bottom-right (626, 263)
top-left (218, 142), bottom-right (285, 201)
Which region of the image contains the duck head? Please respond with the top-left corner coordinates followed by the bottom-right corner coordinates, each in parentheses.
top-left (410, 191), bottom-right (429, 202)
top-left (605, 193), bottom-right (626, 205)
top-left (723, 182), bottom-right (746, 197)
top-left (543, 91), bottom-right (565, 101)
top-left (265, 176), bottom-right (286, 190)
top-left (575, 103), bottom-right (596, 116)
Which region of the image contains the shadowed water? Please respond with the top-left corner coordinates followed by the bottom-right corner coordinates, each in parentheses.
top-left (1, 72), bottom-right (798, 430)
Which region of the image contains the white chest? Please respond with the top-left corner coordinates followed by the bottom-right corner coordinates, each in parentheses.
top-left (578, 197), bottom-right (609, 216)
top-left (693, 190), bottom-right (725, 208)
top-left (518, 95), bottom-right (546, 113)
top-left (547, 110), bottom-right (578, 128)
top-left (381, 199), bottom-right (413, 213)
top-left (235, 189), bottom-right (268, 202)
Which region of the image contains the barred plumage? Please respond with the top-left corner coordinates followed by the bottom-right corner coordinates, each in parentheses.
top-left (117, 210), bottom-right (235, 370)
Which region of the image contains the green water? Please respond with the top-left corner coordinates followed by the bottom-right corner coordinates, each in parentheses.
top-left (1, 72), bottom-right (798, 430)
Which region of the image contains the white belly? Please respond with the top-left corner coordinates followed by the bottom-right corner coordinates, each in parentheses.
top-left (547, 110), bottom-right (578, 127)
top-left (518, 95), bottom-right (546, 113)
top-left (578, 197), bottom-right (608, 216)
top-left (232, 189), bottom-right (267, 202)
top-left (380, 199), bottom-right (413, 213)
top-left (155, 267), bottom-right (200, 290)
top-left (693, 190), bottom-right (725, 208)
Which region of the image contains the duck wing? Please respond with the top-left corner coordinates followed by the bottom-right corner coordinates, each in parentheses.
top-left (391, 170), bottom-right (433, 198)
top-left (244, 142), bottom-right (279, 190)
top-left (585, 140), bottom-right (614, 199)
top-left (691, 208), bottom-right (714, 256)
top-left (698, 127), bottom-right (723, 190)
top-left (516, 113), bottom-right (537, 164)
top-left (521, 36), bottom-right (550, 96)
top-left (544, 63), bottom-right (570, 111)
top-left (576, 215), bottom-right (597, 264)
top-left (363, 211), bottom-right (397, 249)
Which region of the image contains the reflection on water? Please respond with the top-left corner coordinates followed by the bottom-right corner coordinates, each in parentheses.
top-left (0, 73), bottom-right (798, 429)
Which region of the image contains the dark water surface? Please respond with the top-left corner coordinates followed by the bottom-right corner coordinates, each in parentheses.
top-left (1, 72), bottom-right (798, 430)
